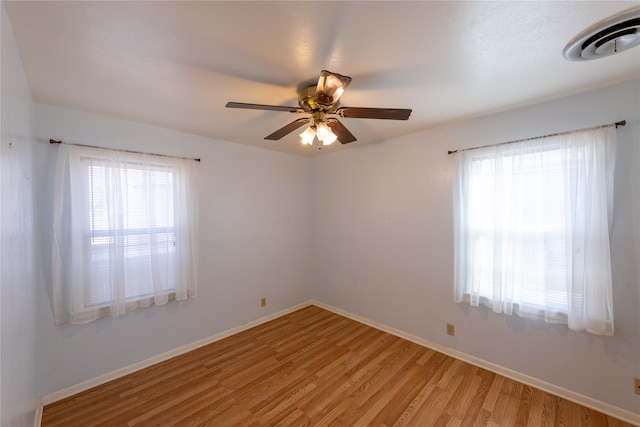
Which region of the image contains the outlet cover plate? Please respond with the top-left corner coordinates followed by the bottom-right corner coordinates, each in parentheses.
top-left (446, 324), bottom-right (455, 336)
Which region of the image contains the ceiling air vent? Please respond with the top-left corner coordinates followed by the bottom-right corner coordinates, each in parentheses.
top-left (563, 7), bottom-right (640, 61)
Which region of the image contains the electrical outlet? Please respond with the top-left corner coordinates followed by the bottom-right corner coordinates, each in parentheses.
top-left (260, 297), bottom-right (266, 307)
top-left (634, 378), bottom-right (640, 395)
top-left (446, 323), bottom-right (455, 336)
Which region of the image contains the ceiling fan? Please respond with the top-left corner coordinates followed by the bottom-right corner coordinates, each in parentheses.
top-left (226, 70), bottom-right (412, 148)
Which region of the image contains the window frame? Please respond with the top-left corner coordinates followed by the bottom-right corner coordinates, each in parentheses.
top-left (461, 146), bottom-right (572, 318)
top-left (75, 155), bottom-right (180, 312)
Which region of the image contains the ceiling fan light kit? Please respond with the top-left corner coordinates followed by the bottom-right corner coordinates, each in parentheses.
top-left (298, 109), bottom-right (338, 147)
top-left (226, 70), bottom-right (412, 149)
top-left (563, 6), bottom-right (640, 61)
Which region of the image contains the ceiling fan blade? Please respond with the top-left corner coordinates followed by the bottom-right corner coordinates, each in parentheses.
top-left (315, 70), bottom-right (352, 106)
top-left (326, 118), bottom-right (357, 144)
top-left (226, 102), bottom-right (303, 113)
top-left (336, 107), bottom-right (412, 120)
top-left (265, 118), bottom-right (311, 140)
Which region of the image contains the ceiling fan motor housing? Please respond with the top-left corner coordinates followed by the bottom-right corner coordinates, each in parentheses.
top-left (298, 86), bottom-right (327, 112)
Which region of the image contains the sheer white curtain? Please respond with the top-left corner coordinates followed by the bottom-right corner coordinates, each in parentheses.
top-left (52, 144), bottom-right (199, 324)
top-left (453, 126), bottom-right (616, 335)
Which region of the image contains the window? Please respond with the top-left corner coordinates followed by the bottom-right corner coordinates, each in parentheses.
top-left (84, 158), bottom-right (176, 306)
top-left (453, 127), bottom-right (616, 335)
top-left (52, 144), bottom-right (199, 325)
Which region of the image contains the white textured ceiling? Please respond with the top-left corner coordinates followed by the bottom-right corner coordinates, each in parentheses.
top-left (5, 1), bottom-right (640, 157)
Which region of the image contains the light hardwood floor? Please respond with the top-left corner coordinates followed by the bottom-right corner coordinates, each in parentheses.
top-left (42, 305), bottom-right (635, 426)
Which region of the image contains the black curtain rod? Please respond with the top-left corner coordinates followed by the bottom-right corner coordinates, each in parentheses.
top-left (49, 139), bottom-right (201, 162)
top-left (447, 120), bottom-right (626, 155)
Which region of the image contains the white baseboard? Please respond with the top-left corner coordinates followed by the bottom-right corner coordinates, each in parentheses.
top-left (33, 403), bottom-right (42, 427)
top-left (40, 301), bottom-right (313, 406)
top-left (312, 300), bottom-right (640, 426)
top-left (39, 299), bottom-right (639, 426)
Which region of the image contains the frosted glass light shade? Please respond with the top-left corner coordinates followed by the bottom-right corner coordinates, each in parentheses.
top-left (315, 70), bottom-right (352, 106)
top-left (299, 126), bottom-right (316, 145)
top-left (316, 122), bottom-right (337, 145)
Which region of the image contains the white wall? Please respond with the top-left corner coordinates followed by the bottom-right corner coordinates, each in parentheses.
top-left (33, 104), bottom-right (312, 396)
top-left (311, 78), bottom-right (640, 415)
top-left (0, 2), bottom-right (39, 425)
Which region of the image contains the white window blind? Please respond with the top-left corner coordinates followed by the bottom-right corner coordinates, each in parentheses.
top-left (453, 126), bottom-right (616, 335)
top-left (84, 158), bottom-right (176, 306)
top-left (52, 144), bottom-right (199, 324)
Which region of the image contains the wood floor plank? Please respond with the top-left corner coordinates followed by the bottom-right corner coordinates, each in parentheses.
top-left (41, 378), bottom-right (135, 425)
top-left (42, 305), bottom-right (636, 427)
